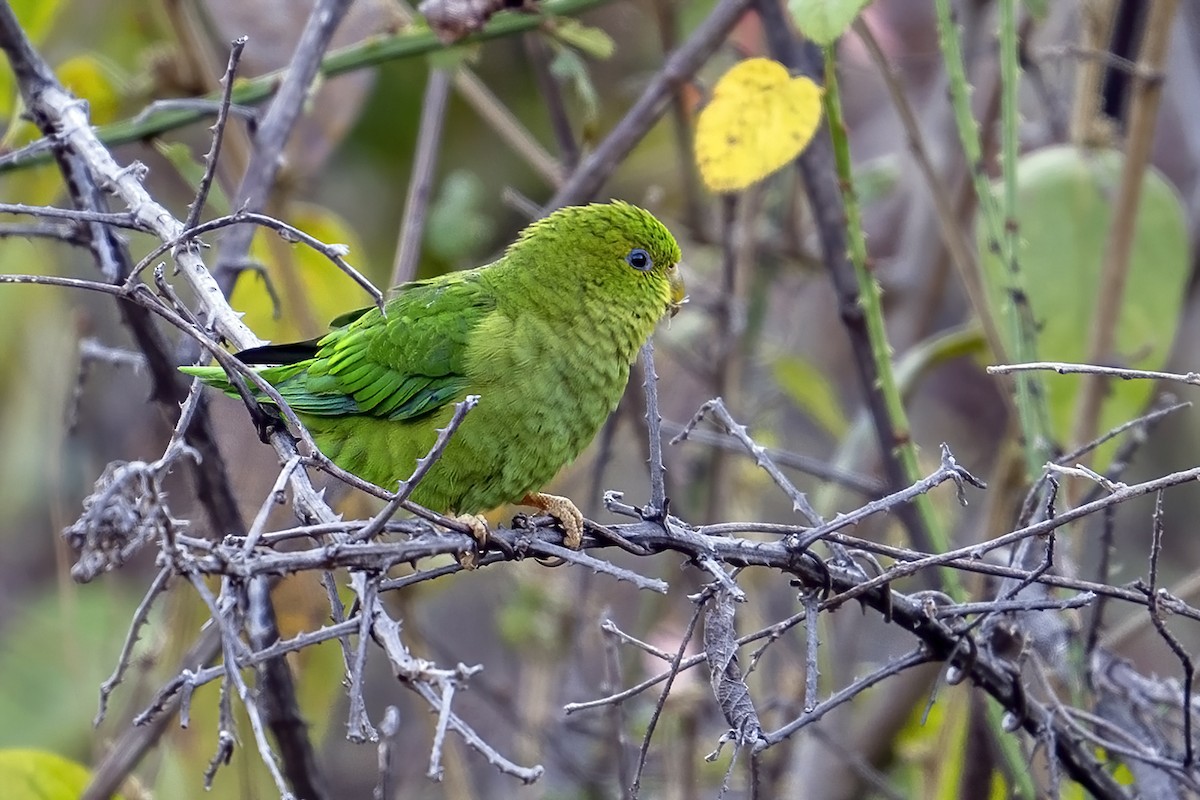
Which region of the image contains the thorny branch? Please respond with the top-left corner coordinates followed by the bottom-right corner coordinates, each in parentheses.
top-left (0, 3), bottom-right (526, 797)
top-left (53, 382), bottom-right (1189, 798)
top-left (5, 4), bottom-right (1200, 800)
top-left (7, 198), bottom-right (1200, 799)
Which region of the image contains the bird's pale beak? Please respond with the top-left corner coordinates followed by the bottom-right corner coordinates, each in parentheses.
top-left (668, 265), bottom-right (686, 318)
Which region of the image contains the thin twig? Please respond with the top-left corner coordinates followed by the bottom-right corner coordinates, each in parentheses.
top-left (803, 590), bottom-right (820, 711)
top-left (850, 16), bottom-right (1007, 366)
top-left (792, 444), bottom-right (985, 551)
top-left (0, 220), bottom-right (87, 243)
top-left (0, 0), bottom-right (614, 176)
top-left (0, 202), bottom-right (144, 229)
top-left (601, 618), bottom-right (674, 661)
top-left (184, 37), bottom-right (246, 233)
top-left (351, 396), bottom-right (478, 543)
top-left (524, 32), bottom-right (578, 170)
top-left (641, 341), bottom-right (668, 518)
top-left (630, 596), bottom-right (705, 797)
top-left (213, 0), bottom-right (355, 292)
top-left (426, 675), bottom-right (457, 780)
top-left (990, 361), bottom-right (1200, 387)
top-left (1146, 489), bottom-right (1194, 767)
top-left (1056, 399), bottom-right (1190, 466)
top-left (600, 619), bottom-right (634, 800)
top-left (374, 706), bottom-right (402, 799)
top-left (758, 0), bottom-right (943, 561)
top-left (662, 420), bottom-right (886, 497)
top-left (673, 397), bottom-right (823, 525)
top-left (760, 649), bottom-right (932, 747)
top-left (391, 68), bottom-right (452, 287)
top-left (131, 209), bottom-right (383, 308)
top-left (132, 619), bottom-right (363, 722)
top-left (95, 567), bottom-right (172, 726)
top-left (347, 580), bottom-right (378, 742)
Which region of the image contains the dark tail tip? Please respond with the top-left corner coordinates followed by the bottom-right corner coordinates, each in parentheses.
top-left (235, 341), bottom-right (319, 365)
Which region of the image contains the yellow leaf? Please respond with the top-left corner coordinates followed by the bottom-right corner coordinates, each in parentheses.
top-left (56, 55), bottom-right (123, 126)
top-left (231, 203), bottom-right (375, 342)
top-left (0, 749), bottom-right (121, 800)
top-left (694, 58), bottom-right (823, 193)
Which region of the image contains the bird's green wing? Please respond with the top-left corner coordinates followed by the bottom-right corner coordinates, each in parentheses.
top-left (206, 270), bottom-right (493, 421)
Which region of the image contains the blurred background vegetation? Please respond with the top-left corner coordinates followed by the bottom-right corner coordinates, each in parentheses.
top-left (3, 0), bottom-right (1200, 797)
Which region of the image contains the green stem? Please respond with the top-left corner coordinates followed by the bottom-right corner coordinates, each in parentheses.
top-left (934, 0), bottom-right (1049, 479)
top-left (0, 0), bottom-right (612, 174)
top-left (923, 10), bottom-right (1043, 794)
top-left (822, 48), bottom-right (957, 593)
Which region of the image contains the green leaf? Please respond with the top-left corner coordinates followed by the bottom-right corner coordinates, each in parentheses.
top-left (426, 170), bottom-right (496, 265)
top-left (548, 44), bottom-right (600, 127)
top-left (547, 18), bottom-right (615, 60)
top-left (56, 55), bottom-right (126, 126)
top-left (788, 0), bottom-right (872, 46)
top-left (0, 585), bottom-right (142, 752)
top-left (0, 749), bottom-right (115, 800)
top-left (773, 356), bottom-right (848, 438)
top-left (1112, 760), bottom-right (1135, 786)
top-left (978, 145), bottom-right (1189, 468)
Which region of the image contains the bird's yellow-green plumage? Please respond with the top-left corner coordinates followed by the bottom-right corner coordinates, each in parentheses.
top-left (182, 201), bottom-right (684, 518)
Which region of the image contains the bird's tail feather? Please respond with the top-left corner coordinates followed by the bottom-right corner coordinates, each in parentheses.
top-left (179, 361), bottom-right (307, 404)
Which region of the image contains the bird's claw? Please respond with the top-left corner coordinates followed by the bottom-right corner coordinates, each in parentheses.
top-left (521, 492), bottom-right (584, 549)
top-left (452, 513), bottom-right (490, 570)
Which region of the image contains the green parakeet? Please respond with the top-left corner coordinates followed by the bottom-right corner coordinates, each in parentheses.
top-left (182, 201), bottom-right (684, 548)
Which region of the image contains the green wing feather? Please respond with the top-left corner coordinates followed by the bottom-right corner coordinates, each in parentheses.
top-left (183, 270), bottom-right (495, 422)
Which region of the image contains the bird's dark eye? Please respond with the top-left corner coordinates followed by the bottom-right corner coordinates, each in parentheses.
top-left (626, 248), bottom-right (653, 272)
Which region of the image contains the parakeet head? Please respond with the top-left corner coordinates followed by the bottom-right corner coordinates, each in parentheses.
top-left (508, 201), bottom-right (685, 320)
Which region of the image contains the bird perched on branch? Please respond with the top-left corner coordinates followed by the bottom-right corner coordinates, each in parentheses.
top-left (183, 201), bottom-right (684, 555)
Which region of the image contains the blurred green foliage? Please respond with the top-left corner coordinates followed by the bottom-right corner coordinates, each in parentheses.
top-left (980, 145), bottom-right (1189, 468)
top-left (0, 748), bottom-right (120, 800)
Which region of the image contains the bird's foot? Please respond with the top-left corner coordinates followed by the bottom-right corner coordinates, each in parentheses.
top-left (521, 492), bottom-right (584, 549)
top-left (452, 513), bottom-right (490, 570)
